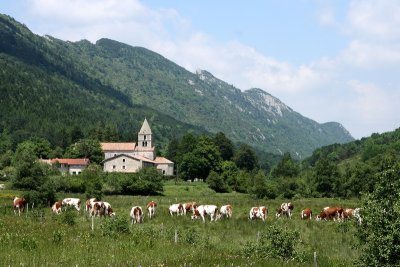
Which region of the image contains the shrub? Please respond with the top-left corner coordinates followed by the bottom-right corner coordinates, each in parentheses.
top-left (61, 206), bottom-right (78, 226)
top-left (242, 224), bottom-right (301, 262)
top-left (100, 215), bottom-right (130, 237)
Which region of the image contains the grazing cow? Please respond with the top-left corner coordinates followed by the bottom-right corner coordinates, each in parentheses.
top-left (183, 202), bottom-right (197, 215)
top-left (343, 208), bottom-right (362, 225)
top-left (147, 201), bottom-right (157, 219)
top-left (102, 201), bottom-right (115, 217)
top-left (13, 196), bottom-right (26, 216)
top-left (277, 202), bottom-right (294, 219)
top-left (62, 198), bottom-right (81, 211)
top-left (301, 208), bottom-right (312, 220)
top-left (51, 201), bottom-right (62, 215)
top-left (249, 206), bottom-right (268, 222)
top-left (191, 205), bottom-right (219, 222)
top-left (169, 203), bottom-right (184, 216)
top-left (85, 198), bottom-right (97, 213)
top-left (130, 206), bottom-right (144, 224)
top-left (218, 205), bottom-right (233, 219)
top-left (316, 207), bottom-right (344, 221)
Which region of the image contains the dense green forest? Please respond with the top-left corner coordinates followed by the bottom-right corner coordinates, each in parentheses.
top-left (0, 14), bottom-right (353, 159)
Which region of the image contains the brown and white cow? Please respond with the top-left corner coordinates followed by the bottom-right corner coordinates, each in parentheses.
top-left (191, 205), bottom-right (219, 222)
top-left (316, 207), bottom-right (344, 221)
top-left (218, 205), bottom-right (233, 219)
top-left (147, 201), bottom-right (157, 219)
top-left (51, 201), bottom-right (62, 215)
top-left (249, 206), bottom-right (268, 222)
top-left (169, 203), bottom-right (184, 216)
top-left (89, 201), bottom-right (114, 217)
top-left (85, 198), bottom-right (97, 213)
top-left (13, 196), bottom-right (26, 216)
top-left (343, 208), bottom-right (362, 225)
top-left (62, 198), bottom-right (81, 211)
top-left (130, 206), bottom-right (144, 224)
top-left (301, 208), bottom-right (312, 220)
top-left (276, 202), bottom-right (294, 219)
top-left (183, 202), bottom-right (197, 215)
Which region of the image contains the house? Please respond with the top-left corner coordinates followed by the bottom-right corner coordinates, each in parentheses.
top-left (101, 118), bottom-right (174, 175)
top-left (41, 158), bottom-right (90, 175)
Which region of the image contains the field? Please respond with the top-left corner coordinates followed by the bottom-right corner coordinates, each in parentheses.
top-left (0, 181), bottom-right (361, 266)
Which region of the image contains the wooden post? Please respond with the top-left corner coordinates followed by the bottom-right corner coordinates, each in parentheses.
top-left (256, 231), bottom-right (260, 243)
top-left (174, 229), bottom-right (178, 243)
top-left (314, 251), bottom-right (318, 267)
top-left (91, 216), bottom-right (94, 231)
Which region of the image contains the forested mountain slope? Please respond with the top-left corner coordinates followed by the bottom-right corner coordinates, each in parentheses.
top-left (0, 14), bottom-right (353, 157)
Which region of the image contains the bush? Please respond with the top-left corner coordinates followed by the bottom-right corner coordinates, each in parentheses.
top-left (100, 215), bottom-right (130, 237)
top-left (242, 224), bottom-right (301, 262)
top-left (61, 206), bottom-right (78, 226)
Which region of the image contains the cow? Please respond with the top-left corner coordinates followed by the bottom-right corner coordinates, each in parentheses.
top-left (191, 205), bottom-right (219, 222)
top-left (85, 198), bottom-right (97, 213)
top-left (51, 201), bottom-right (62, 215)
top-left (316, 207), bottom-right (344, 221)
top-left (343, 208), bottom-right (362, 225)
top-left (169, 203), bottom-right (184, 216)
top-left (277, 202), bottom-right (294, 219)
top-left (218, 205), bottom-right (233, 219)
top-left (301, 208), bottom-right (312, 220)
top-left (102, 201), bottom-right (115, 217)
top-left (13, 196), bottom-right (26, 216)
top-left (147, 201), bottom-right (157, 219)
top-left (183, 202), bottom-right (197, 215)
top-left (62, 198), bottom-right (81, 211)
top-left (249, 206), bottom-right (268, 222)
top-left (130, 206), bottom-right (144, 224)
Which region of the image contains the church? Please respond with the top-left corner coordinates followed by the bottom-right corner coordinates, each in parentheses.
top-left (101, 118), bottom-right (174, 175)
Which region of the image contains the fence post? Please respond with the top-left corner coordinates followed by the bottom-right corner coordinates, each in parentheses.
top-left (174, 229), bottom-right (178, 244)
top-left (256, 231), bottom-right (260, 243)
top-left (314, 251), bottom-right (318, 267)
top-left (91, 216), bottom-right (94, 231)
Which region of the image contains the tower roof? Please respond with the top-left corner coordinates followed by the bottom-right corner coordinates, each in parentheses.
top-left (139, 118), bottom-right (152, 135)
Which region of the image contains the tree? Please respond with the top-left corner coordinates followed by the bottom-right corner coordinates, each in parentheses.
top-left (178, 136), bottom-right (222, 180)
top-left (82, 164), bottom-right (103, 200)
top-left (233, 144), bottom-right (258, 171)
top-left (213, 132), bottom-right (234, 161)
top-left (64, 138), bottom-right (103, 164)
top-left (207, 171), bottom-right (229, 193)
top-left (270, 152), bottom-right (299, 178)
top-left (312, 158), bottom-right (341, 197)
top-left (358, 163), bottom-right (400, 266)
top-left (166, 137), bottom-right (179, 164)
top-left (127, 167), bottom-right (164, 195)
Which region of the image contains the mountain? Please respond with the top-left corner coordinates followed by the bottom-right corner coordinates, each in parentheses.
top-left (0, 14), bottom-right (353, 157)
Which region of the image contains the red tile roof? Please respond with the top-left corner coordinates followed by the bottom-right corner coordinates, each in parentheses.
top-left (42, 158), bottom-right (90, 166)
top-left (101, 142), bottom-right (136, 151)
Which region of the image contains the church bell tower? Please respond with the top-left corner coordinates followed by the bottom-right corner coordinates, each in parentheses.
top-left (138, 118), bottom-right (152, 148)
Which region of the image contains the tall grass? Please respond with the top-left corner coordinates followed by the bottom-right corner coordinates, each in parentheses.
top-left (0, 181), bottom-right (360, 266)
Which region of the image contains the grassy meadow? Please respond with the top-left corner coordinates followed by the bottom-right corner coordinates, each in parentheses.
top-left (0, 181), bottom-right (361, 266)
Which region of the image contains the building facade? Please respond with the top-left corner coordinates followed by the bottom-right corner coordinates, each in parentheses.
top-left (101, 118), bottom-right (174, 175)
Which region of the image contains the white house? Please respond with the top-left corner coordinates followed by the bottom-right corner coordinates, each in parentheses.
top-left (101, 118), bottom-right (174, 175)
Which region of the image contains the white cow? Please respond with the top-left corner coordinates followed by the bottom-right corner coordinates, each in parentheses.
top-left (62, 198), bottom-right (81, 211)
top-left (169, 203), bottom-right (184, 216)
top-left (218, 205), bottom-right (233, 219)
top-left (130, 206), bottom-right (144, 224)
top-left (249, 206), bottom-right (268, 222)
top-left (191, 205), bottom-right (219, 222)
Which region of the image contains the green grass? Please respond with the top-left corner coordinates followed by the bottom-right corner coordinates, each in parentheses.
top-left (0, 181), bottom-right (361, 266)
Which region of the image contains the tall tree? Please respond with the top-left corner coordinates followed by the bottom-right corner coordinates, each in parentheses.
top-left (233, 144), bottom-right (258, 171)
top-left (213, 132), bottom-right (234, 161)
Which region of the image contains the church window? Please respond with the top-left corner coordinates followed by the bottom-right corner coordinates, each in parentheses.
top-left (123, 158), bottom-right (126, 163)
top-left (144, 135), bottom-right (147, 140)
top-left (122, 165), bottom-right (126, 170)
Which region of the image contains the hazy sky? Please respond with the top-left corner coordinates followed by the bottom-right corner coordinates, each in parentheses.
top-left (2, 0), bottom-right (400, 139)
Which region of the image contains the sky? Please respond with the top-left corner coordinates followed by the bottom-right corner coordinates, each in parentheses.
top-left (2, 0), bottom-right (400, 139)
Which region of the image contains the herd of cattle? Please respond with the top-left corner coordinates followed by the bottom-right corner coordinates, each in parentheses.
top-left (12, 196), bottom-right (362, 225)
